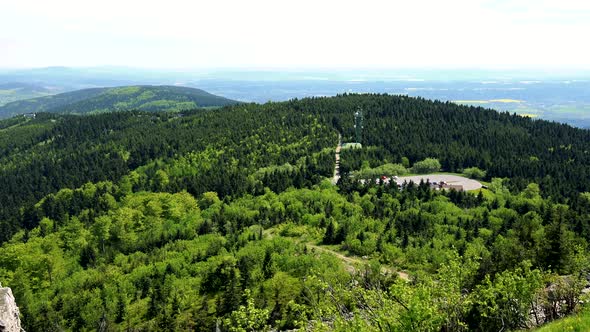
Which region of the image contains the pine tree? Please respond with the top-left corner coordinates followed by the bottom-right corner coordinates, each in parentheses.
top-left (323, 221), bottom-right (335, 244)
top-left (115, 290), bottom-right (126, 323)
top-left (263, 250), bottom-right (275, 279)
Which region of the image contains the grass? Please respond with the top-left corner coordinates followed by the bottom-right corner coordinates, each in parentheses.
top-left (531, 309), bottom-right (590, 332)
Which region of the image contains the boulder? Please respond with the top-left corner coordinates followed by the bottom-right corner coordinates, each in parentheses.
top-left (0, 286), bottom-right (22, 332)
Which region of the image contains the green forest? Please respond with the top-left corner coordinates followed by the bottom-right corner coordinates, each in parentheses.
top-left (2, 94), bottom-right (590, 331)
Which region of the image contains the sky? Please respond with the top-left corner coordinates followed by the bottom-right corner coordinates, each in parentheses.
top-left (1, 0), bottom-right (589, 69)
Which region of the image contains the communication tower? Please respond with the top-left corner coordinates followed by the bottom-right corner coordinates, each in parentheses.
top-left (354, 108), bottom-right (363, 144)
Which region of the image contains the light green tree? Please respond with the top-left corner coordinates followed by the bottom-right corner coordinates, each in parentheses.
top-left (412, 158), bottom-right (441, 174)
top-left (224, 289), bottom-right (270, 332)
top-left (462, 167), bottom-right (486, 179)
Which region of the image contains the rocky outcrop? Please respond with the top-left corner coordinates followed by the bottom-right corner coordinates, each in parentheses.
top-left (0, 285), bottom-right (22, 332)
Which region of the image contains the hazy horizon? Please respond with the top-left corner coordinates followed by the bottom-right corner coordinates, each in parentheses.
top-left (1, 66), bottom-right (589, 82)
top-left (2, 65), bottom-right (590, 71)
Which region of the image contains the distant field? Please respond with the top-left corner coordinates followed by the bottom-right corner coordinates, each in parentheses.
top-left (453, 99), bottom-right (523, 104)
top-left (0, 86), bottom-right (56, 107)
top-left (0, 89), bottom-right (17, 95)
top-left (0, 92), bottom-right (54, 107)
top-left (548, 105), bottom-right (590, 115)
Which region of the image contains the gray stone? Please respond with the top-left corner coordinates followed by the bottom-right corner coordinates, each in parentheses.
top-left (0, 286), bottom-right (22, 332)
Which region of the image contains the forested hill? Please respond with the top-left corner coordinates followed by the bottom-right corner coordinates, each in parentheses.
top-left (3, 94), bottom-right (590, 331)
top-left (2, 93), bottom-right (590, 242)
top-left (0, 85), bottom-right (239, 118)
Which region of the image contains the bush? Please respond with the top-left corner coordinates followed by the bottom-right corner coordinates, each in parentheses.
top-left (462, 167), bottom-right (486, 179)
top-left (411, 158), bottom-right (441, 174)
top-left (354, 163), bottom-right (408, 179)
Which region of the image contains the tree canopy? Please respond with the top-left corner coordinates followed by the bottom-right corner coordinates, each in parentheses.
top-left (2, 93), bottom-right (590, 331)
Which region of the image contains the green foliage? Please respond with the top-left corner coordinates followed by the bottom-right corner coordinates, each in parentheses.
top-left (462, 166), bottom-right (487, 179)
top-left (353, 162), bottom-right (408, 179)
top-left (2, 94), bottom-right (590, 331)
top-left (2, 172), bottom-right (590, 331)
top-left (470, 261), bottom-right (544, 331)
top-left (411, 158), bottom-right (441, 174)
top-left (0, 103), bottom-right (337, 242)
top-left (224, 289), bottom-right (270, 331)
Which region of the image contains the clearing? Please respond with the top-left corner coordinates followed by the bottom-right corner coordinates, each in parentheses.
top-left (306, 243), bottom-right (410, 280)
top-left (264, 228), bottom-right (409, 281)
top-left (395, 174), bottom-right (482, 191)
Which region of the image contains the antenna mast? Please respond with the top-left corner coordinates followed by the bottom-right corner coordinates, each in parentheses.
top-left (354, 107), bottom-right (363, 144)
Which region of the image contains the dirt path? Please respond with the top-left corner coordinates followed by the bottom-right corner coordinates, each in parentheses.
top-left (308, 243), bottom-right (358, 274)
top-left (307, 243), bottom-right (410, 281)
top-left (331, 133), bottom-right (342, 185)
top-left (264, 229), bottom-right (409, 280)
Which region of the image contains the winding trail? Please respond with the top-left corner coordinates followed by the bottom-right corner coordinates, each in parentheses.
top-left (307, 243), bottom-right (410, 281)
top-left (263, 229), bottom-right (409, 281)
top-left (331, 133), bottom-right (342, 185)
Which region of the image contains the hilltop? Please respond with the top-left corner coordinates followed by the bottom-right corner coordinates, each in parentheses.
top-left (0, 85), bottom-right (239, 118)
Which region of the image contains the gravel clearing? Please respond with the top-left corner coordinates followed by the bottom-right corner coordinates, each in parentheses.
top-left (395, 174), bottom-right (483, 191)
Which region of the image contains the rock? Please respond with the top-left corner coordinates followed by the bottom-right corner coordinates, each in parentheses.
top-left (0, 285), bottom-right (22, 332)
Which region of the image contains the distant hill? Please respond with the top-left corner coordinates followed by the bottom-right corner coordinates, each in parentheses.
top-left (0, 85), bottom-right (239, 118)
top-left (0, 82), bottom-right (53, 93)
top-left (0, 82), bottom-right (57, 107)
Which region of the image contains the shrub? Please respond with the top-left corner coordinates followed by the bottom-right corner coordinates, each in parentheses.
top-left (412, 158), bottom-right (441, 174)
top-left (462, 167), bottom-right (486, 179)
